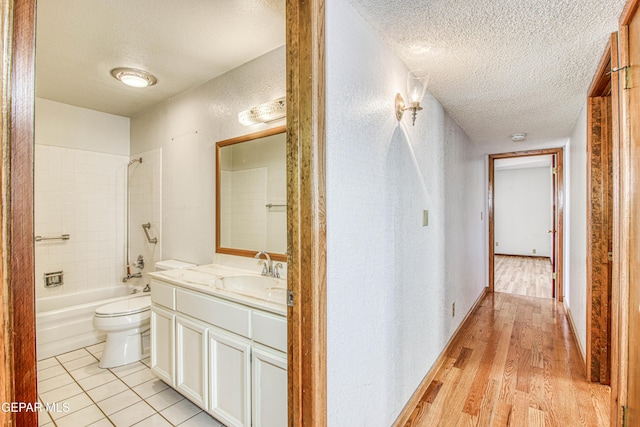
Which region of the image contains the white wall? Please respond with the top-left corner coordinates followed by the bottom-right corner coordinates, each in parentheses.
top-left (566, 105), bottom-right (588, 357)
top-left (494, 167), bottom-right (552, 257)
top-left (34, 100), bottom-right (130, 299)
top-left (130, 47), bottom-right (285, 266)
top-left (325, 0), bottom-right (486, 424)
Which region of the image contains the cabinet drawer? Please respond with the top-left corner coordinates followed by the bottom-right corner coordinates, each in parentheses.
top-left (252, 311), bottom-right (286, 353)
top-left (151, 280), bottom-right (176, 310)
top-left (176, 289), bottom-right (251, 338)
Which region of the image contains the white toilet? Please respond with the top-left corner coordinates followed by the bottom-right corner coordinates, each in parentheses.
top-left (93, 295), bottom-right (152, 368)
top-left (93, 259), bottom-right (196, 368)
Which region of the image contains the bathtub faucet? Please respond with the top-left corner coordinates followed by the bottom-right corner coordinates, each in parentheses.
top-left (122, 272), bottom-right (142, 282)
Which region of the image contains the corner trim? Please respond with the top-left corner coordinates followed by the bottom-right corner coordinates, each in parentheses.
top-left (392, 286), bottom-right (488, 427)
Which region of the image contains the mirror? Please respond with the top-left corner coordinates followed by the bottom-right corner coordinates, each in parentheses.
top-left (216, 126), bottom-right (287, 262)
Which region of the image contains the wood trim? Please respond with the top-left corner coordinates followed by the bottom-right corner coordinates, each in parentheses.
top-left (620, 0), bottom-right (640, 25)
top-left (2, 0), bottom-right (37, 425)
top-left (393, 287), bottom-right (488, 426)
top-left (564, 301), bottom-right (587, 377)
top-left (215, 125), bottom-right (287, 263)
top-left (589, 39), bottom-right (613, 97)
top-left (286, 0), bottom-right (327, 425)
top-left (488, 148), bottom-right (564, 302)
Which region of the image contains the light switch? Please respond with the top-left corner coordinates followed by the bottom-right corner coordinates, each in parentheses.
top-left (422, 210), bottom-right (429, 226)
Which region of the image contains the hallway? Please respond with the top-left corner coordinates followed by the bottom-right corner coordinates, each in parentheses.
top-left (404, 292), bottom-right (609, 426)
top-left (494, 255), bottom-right (553, 299)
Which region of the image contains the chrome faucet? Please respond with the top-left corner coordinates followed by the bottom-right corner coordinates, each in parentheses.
top-left (122, 272), bottom-right (142, 282)
top-left (254, 251), bottom-right (273, 276)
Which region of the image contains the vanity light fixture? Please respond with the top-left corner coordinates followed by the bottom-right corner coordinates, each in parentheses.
top-left (110, 67), bottom-right (158, 88)
top-left (238, 97), bottom-right (286, 126)
top-left (396, 71), bottom-right (430, 126)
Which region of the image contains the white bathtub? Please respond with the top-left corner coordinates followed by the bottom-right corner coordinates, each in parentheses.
top-left (36, 286), bottom-right (140, 360)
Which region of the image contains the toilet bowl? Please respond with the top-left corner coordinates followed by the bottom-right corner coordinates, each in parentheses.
top-left (93, 295), bottom-right (151, 368)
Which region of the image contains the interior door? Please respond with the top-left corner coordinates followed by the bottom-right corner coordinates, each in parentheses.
top-left (551, 154), bottom-right (557, 298)
top-left (622, 4), bottom-right (640, 424)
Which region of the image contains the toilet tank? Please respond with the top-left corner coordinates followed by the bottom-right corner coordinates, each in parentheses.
top-left (154, 260), bottom-right (196, 271)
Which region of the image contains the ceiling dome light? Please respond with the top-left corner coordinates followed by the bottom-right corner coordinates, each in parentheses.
top-left (110, 67), bottom-right (157, 88)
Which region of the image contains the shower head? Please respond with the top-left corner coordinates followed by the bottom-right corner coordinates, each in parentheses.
top-left (128, 157), bottom-right (143, 166)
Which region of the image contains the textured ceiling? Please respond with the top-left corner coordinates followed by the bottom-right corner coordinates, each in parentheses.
top-left (348, 0), bottom-right (626, 152)
top-left (35, 0), bottom-right (285, 118)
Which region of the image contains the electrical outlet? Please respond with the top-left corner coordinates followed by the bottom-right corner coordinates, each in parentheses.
top-left (422, 210), bottom-right (429, 226)
top-left (452, 302), bottom-right (455, 318)
top-left (532, 248), bottom-right (537, 254)
top-left (496, 242), bottom-right (499, 247)
top-left (480, 212), bottom-right (483, 220)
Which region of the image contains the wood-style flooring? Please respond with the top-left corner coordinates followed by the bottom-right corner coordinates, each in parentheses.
top-left (404, 292), bottom-right (610, 427)
top-left (495, 255), bottom-right (553, 299)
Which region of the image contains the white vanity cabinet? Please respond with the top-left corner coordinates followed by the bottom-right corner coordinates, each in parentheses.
top-left (150, 305), bottom-right (175, 386)
top-left (175, 315), bottom-right (208, 409)
top-left (149, 275), bottom-right (287, 427)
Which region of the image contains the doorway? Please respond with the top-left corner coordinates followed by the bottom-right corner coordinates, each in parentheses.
top-left (493, 155), bottom-right (555, 299)
top-left (488, 148), bottom-right (564, 303)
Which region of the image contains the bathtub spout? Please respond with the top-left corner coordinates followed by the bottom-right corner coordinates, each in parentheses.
top-left (122, 272), bottom-right (142, 282)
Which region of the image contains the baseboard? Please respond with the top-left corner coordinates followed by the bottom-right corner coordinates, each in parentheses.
top-left (563, 300), bottom-right (586, 377)
top-left (392, 286), bottom-right (488, 427)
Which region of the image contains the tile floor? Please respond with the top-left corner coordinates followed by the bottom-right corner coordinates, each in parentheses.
top-left (37, 343), bottom-right (225, 427)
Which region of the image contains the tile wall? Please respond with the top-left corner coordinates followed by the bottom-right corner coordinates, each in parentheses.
top-left (35, 145), bottom-right (128, 300)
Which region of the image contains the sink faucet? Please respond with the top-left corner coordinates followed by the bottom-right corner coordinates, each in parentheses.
top-left (254, 251), bottom-right (273, 276)
top-left (122, 272), bottom-right (142, 282)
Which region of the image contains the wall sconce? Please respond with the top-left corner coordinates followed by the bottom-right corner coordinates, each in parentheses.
top-left (238, 97), bottom-right (286, 126)
top-left (395, 71), bottom-right (429, 126)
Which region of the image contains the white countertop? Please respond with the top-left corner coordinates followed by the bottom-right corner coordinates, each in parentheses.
top-left (149, 264), bottom-right (287, 316)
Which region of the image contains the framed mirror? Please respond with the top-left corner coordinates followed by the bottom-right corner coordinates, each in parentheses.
top-left (216, 126), bottom-right (287, 262)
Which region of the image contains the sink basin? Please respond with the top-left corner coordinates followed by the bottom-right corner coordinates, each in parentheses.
top-left (217, 275), bottom-right (286, 304)
top-left (159, 270), bottom-right (219, 287)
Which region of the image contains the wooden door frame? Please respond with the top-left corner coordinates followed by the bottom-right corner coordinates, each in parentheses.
top-left (1, 0), bottom-right (37, 425)
top-left (1, 0), bottom-right (328, 425)
top-left (586, 36), bottom-right (618, 387)
top-left (488, 148), bottom-right (564, 302)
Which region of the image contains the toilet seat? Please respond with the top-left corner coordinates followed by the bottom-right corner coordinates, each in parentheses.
top-left (95, 295), bottom-right (151, 318)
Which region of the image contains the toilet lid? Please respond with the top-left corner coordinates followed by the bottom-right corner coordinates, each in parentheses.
top-left (95, 295), bottom-right (151, 316)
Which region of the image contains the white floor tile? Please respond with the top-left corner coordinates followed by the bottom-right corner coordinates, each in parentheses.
top-left (62, 354), bottom-right (99, 371)
top-left (160, 399), bottom-right (202, 425)
top-left (55, 404), bottom-right (105, 427)
top-left (56, 348), bottom-right (91, 364)
top-left (132, 378), bottom-right (169, 399)
top-left (38, 357), bottom-right (60, 371)
top-left (145, 387), bottom-right (184, 412)
top-left (69, 362), bottom-right (105, 381)
top-left (77, 370), bottom-right (118, 391)
top-left (85, 342), bottom-right (106, 355)
top-left (86, 379), bottom-right (129, 402)
top-left (121, 368), bottom-right (158, 388)
top-left (38, 372), bottom-right (75, 394)
top-left (178, 412), bottom-right (224, 427)
top-left (38, 364), bottom-right (67, 381)
top-left (110, 362), bottom-right (147, 378)
top-left (141, 357), bottom-right (151, 367)
top-left (88, 418), bottom-right (115, 427)
top-left (133, 413), bottom-right (172, 426)
top-left (38, 409), bottom-right (52, 426)
top-left (49, 392), bottom-right (93, 420)
top-left (109, 401), bottom-right (156, 427)
top-left (39, 381), bottom-right (84, 403)
top-left (97, 389), bottom-right (141, 415)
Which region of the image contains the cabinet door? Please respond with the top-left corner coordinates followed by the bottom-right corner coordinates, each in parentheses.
top-left (150, 305), bottom-right (175, 386)
top-left (252, 347), bottom-right (287, 427)
top-left (208, 328), bottom-right (251, 427)
top-left (176, 315), bottom-right (208, 409)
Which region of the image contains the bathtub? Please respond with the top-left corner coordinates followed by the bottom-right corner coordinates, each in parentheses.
top-left (36, 286), bottom-right (142, 360)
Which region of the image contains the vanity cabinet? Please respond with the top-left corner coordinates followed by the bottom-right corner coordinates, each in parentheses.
top-left (176, 315), bottom-right (208, 409)
top-left (150, 305), bottom-right (175, 385)
top-left (150, 276), bottom-right (286, 427)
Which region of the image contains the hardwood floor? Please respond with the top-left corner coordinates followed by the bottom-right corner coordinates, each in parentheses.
top-left (495, 255), bottom-right (553, 299)
top-left (404, 292), bottom-right (610, 427)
